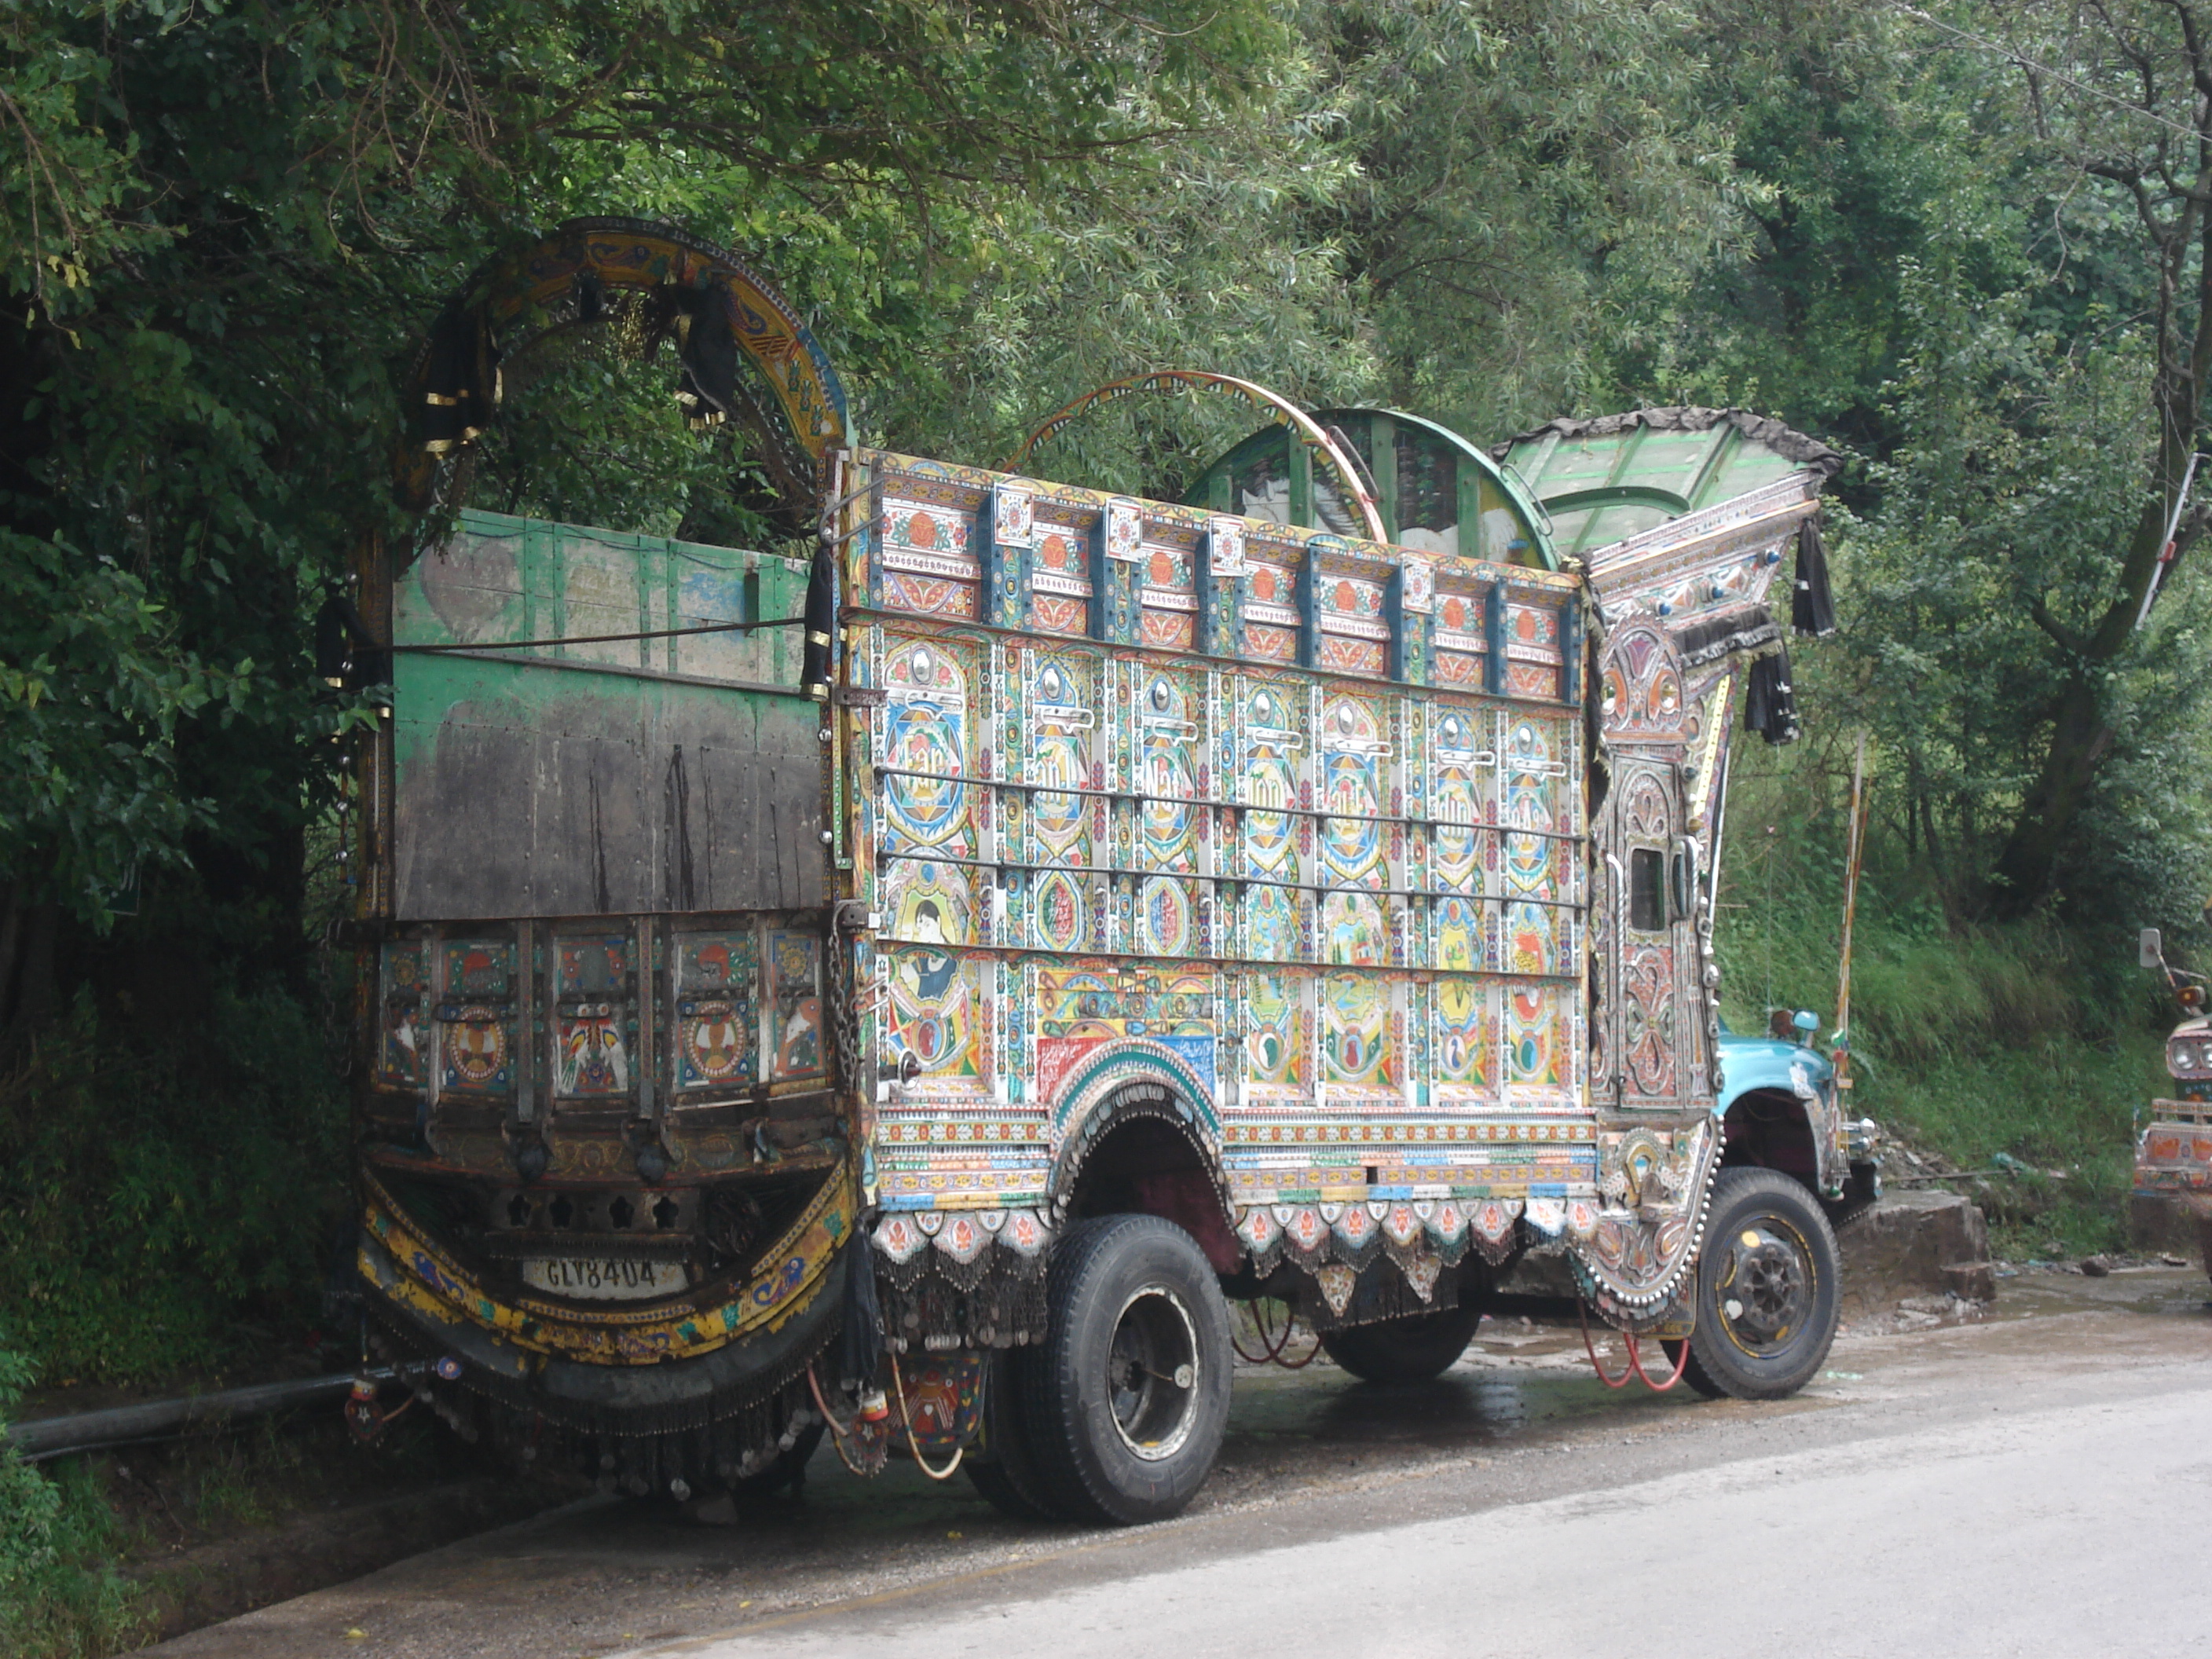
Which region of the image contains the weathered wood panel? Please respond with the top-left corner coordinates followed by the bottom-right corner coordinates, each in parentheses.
top-left (389, 512), bottom-right (822, 920)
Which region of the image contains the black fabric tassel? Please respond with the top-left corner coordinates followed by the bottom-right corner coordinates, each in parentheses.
top-left (800, 540), bottom-right (836, 701)
top-left (1672, 604), bottom-right (1779, 668)
top-left (1793, 516), bottom-right (1837, 637)
top-left (673, 287), bottom-right (738, 430)
top-left (838, 1236), bottom-right (884, 1386)
top-left (1745, 646), bottom-right (1800, 745)
top-left (420, 302), bottom-right (500, 454)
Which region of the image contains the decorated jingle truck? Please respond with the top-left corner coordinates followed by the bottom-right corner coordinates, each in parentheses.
top-left (2134, 926), bottom-right (2212, 1280)
top-left (339, 219), bottom-right (1863, 1524)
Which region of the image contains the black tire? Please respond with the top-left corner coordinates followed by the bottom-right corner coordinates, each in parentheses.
top-left (965, 1348), bottom-right (1062, 1522)
top-left (1658, 1337), bottom-right (1728, 1400)
top-left (1317, 1306), bottom-right (1481, 1382)
top-left (1680, 1166), bottom-right (1841, 1401)
top-left (1019, 1214), bottom-right (1233, 1525)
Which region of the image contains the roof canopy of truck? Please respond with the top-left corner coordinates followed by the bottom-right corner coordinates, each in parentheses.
top-left (1492, 407), bottom-right (1843, 567)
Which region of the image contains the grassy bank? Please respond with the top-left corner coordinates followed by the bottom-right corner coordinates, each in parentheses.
top-left (1715, 756), bottom-right (2168, 1258)
top-left (0, 1345), bottom-right (145, 1658)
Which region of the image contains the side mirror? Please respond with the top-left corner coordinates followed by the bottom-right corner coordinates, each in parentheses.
top-left (1792, 1009), bottom-right (1820, 1046)
top-left (2141, 927), bottom-right (2165, 970)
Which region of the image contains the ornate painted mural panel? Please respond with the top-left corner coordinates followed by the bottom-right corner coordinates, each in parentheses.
top-left (843, 449), bottom-right (1595, 1214)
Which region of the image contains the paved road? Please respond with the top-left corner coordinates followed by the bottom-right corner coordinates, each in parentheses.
top-left (156, 1269), bottom-right (2212, 1659)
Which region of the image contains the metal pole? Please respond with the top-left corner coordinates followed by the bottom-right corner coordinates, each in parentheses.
top-left (5, 1366), bottom-right (423, 1463)
top-left (2133, 451), bottom-right (2204, 631)
top-left (1834, 732), bottom-right (1870, 1097)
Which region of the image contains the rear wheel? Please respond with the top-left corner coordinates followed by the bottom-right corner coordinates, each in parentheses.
top-left (1317, 1306), bottom-right (1481, 1382)
top-left (1680, 1166), bottom-right (1840, 1401)
top-left (1019, 1214), bottom-right (1232, 1525)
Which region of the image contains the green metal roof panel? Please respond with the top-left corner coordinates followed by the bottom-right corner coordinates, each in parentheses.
top-left (1494, 408), bottom-right (1841, 560)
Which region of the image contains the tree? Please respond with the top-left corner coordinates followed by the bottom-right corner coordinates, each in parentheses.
top-left (0, 0), bottom-right (1309, 1031)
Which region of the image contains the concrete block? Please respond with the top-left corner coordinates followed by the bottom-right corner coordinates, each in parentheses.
top-left (2127, 1193), bottom-right (2210, 1262)
top-left (1838, 1191), bottom-right (1992, 1320)
top-left (1940, 1261), bottom-right (1998, 1301)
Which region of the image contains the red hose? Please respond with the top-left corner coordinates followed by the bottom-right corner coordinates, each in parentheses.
top-left (1628, 1331), bottom-right (1692, 1391)
top-left (1577, 1298), bottom-right (1635, 1389)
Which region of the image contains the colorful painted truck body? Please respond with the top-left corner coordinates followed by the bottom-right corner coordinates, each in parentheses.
top-left (342, 218), bottom-right (1859, 1521)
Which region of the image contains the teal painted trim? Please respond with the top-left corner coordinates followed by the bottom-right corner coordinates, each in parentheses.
top-left (1296, 546), bottom-right (1320, 668)
top-left (1483, 579), bottom-right (1506, 696)
top-left (1049, 1041), bottom-right (1223, 1140)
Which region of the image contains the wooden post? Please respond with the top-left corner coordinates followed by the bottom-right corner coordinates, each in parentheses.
top-left (1835, 731), bottom-right (1870, 1096)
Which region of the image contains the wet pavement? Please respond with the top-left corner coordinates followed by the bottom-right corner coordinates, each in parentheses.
top-left (150, 1268), bottom-right (2212, 1659)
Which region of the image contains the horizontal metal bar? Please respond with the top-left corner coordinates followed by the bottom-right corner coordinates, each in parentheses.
top-left (8, 1366), bottom-right (426, 1463)
top-left (404, 649), bottom-right (820, 701)
top-left (871, 844), bottom-right (1585, 911)
top-left (394, 616), bottom-right (810, 654)
top-left (871, 764), bottom-right (1584, 843)
top-left (840, 603), bottom-right (1582, 705)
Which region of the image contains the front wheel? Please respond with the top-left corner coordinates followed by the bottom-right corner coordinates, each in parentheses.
top-left (1019, 1214), bottom-right (1233, 1525)
top-left (1317, 1306), bottom-right (1481, 1382)
top-left (1679, 1166), bottom-right (1841, 1401)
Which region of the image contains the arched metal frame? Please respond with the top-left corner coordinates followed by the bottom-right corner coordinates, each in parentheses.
top-left (1309, 407), bottom-right (1558, 571)
top-left (393, 216), bottom-right (851, 520)
top-left (1006, 369), bottom-right (1387, 545)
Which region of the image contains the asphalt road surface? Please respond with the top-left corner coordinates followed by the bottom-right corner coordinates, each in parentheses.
top-left (154, 1268), bottom-right (2212, 1659)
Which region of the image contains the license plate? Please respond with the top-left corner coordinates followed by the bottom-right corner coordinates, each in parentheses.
top-left (522, 1257), bottom-right (689, 1301)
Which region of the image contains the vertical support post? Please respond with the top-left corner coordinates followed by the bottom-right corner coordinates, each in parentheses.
top-left (1834, 731), bottom-right (1870, 1099)
top-left (635, 915), bottom-right (657, 1124)
top-left (1196, 515), bottom-right (1247, 657)
top-left (1483, 579), bottom-right (1507, 696)
top-left (1371, 413), bottom-right (1400, 544)
top-left (1091, 498), bottom-right (1143, 645)
top-left (1561, 596), bottom-right (1584, 707)
top-left (985, 481), bottom-right (1033, 630)
top-left (515, 918), bottom-right (536, 1123)
top-left (1295, 541), bottom-right (1320, 669)
top-left (1456, 455), bottom-right (1484, 562)
top-left (1288, 435), bottom-right (1314, 529)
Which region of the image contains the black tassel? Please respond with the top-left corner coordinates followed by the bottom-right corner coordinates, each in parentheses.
top-left (1672, 605), bottom-right (1779, 667)
top-left (1793, 517), bottom-right (1837, 637)
top-left (313, 595), bottom-right (389, 690)
top-left (672, 285), bottom-right (738, 430)
top-left (800, 540), bottom-right (835, 701)
top-left (839, 1237), bottom-right (884, 1386)
top-left (573, 267), bottom-right (604, 325)
top-left (420, 302), bottom-right (500, 454)
top-left (1744, 646), bottom-right (1800, 745)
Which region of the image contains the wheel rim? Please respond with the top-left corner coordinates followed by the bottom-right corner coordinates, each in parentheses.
top-left (1711, 1212), bottom-right (1817, 1358)
top-left (1106, 1286), bottom-right (1201, 1462)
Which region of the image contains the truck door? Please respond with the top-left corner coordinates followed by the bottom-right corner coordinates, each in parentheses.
top-left (1598, 748), bottom-right (1708, 1112)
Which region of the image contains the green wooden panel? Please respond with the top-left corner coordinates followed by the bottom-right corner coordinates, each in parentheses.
top-left (390, 511), bottom-right (822, 921)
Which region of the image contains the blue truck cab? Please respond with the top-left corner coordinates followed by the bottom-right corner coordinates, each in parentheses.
top-left (1715, 1016), bottom-right (1879, 1217)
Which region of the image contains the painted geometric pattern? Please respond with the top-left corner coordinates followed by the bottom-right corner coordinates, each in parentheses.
top-left (672, 931), bottom-right (751, 1093)
top-left (437, 939), bottom-right (515, 1096)
top-left (880, 635), bottom-right (978, 859)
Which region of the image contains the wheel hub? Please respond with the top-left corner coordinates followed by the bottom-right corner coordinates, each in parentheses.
top-left (1107, 1287), bottom-right (1200, 1463)
top-left (1716, 1218), bottom-right (1813, 1353)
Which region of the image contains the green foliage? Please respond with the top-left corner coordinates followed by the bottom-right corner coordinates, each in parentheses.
top-left (0, 985), bottom-right (349, 1382)
top-left (1716, 726), bottom-right (2164, 1255)
top-left (0, 1339), bottom-right (144, 1658)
